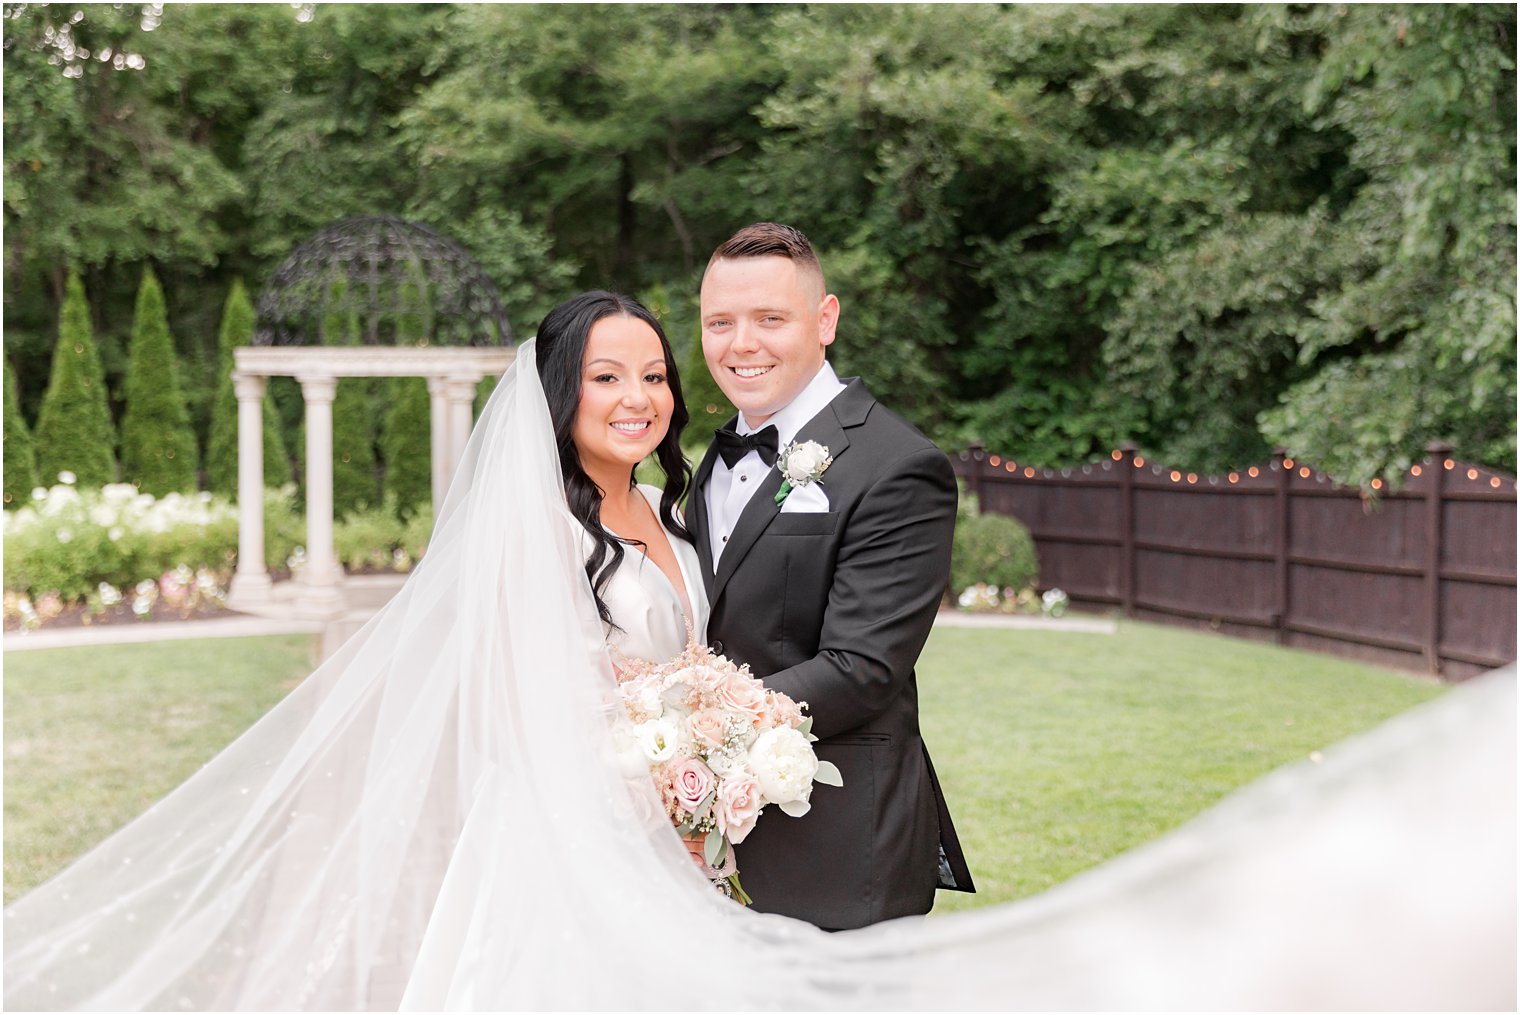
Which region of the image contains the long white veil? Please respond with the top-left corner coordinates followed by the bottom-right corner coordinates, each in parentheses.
top-left (5, 340), bottom-right (1514, 1010)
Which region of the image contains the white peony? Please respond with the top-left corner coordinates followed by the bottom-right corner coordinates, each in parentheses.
top-left (747, 726), bottom-right (820, 816)
top-left (781, 441), bottom-right (831, 485)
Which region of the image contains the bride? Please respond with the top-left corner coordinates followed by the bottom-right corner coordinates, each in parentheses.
top-left (5, 292), bottom-right (1513, 1010)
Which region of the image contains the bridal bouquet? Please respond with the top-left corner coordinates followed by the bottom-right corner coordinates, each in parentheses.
top-left (610, 638), bottom-right (842, 903)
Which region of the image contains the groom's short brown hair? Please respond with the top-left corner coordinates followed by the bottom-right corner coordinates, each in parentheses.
top-left (707, 222), bottom-right (826, 299)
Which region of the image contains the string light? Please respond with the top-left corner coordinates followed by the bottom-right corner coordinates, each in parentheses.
top-left (1170, 470), bottom-right (1182, 482)
top-left (1110, 449), bottom-right (1122, 461)
top-left (1283, 457), bottom-right (1295, 469)
top-left (1444, 459), bottom-right (1455, 470)
top-left (1466, 468), bottom-right (1478, 480)
top-left (1134, 456), bottom-right (1145, 467)
top-left (1370, 478), bottom-right (1383, 490)
top-left (1299, 466), bottom-right (1311, 478)
top-left (1023, 467), bottom-right (1034, 478)
top-left (1005, 461), bottom-right (1016, 472)
top-left (1248, 466), bottom-right (1259, 478)
top-left (1491, 477), bottom-right (1502, 489)
top-left (1228, 472), bottom-right (1239, 483)
top-left (1410, 465), bottom-right (1422, 476)
top-left (1186, 473), bottom-right (1197, 484)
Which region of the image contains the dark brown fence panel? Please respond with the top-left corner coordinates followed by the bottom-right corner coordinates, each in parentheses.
top-left (952, 443), bottom-right (1516, 681)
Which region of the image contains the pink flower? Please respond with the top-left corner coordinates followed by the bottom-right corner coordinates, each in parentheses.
top-left (688, 709), bottom-right (728, 750)
top-left (715, 774), bottom-right (763, 844)
top-left (670, 756), bottom-right (715, 817)
top-left (717, 673), bottom-right (768, 724)
top-left (761, 690), bottom-right (805, 730)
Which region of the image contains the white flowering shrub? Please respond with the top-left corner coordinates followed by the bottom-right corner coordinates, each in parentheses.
top-left (3, 478), bottom-right (301, 603)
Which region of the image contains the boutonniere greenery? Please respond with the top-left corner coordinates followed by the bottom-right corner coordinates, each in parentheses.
top-left (774, 440), bottom-right (834, 506)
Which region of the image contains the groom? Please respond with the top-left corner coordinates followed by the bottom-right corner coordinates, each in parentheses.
top-left (687, 222), bottom-right (974, 930)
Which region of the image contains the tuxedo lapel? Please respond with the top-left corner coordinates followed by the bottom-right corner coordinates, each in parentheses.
top-left (708, 385), bottom-right (867, 607)
top-left (688, 437), bottom-right (723, 597)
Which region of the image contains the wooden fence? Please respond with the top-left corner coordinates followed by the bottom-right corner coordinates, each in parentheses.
top-left (952, 442), bottom-right (1516, 681)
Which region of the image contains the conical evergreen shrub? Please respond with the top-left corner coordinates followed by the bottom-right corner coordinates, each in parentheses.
top-left (380, 273), bottom-right (433, 520)
top-left (4, 358), bottom-right (40, 506)
top-left (381, 377), bottom-right (432, 520)
top-left (206, 280), bottom-right (292, 497)
top-left (35, 270), bottom-right (117, 487)
top-left (324, 283), bottom-right (378, 518)
top-left (120, 267), bottom-right (199, 493)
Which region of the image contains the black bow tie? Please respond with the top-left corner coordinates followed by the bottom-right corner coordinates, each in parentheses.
top-left (714, 424), bottom-right (779, 468)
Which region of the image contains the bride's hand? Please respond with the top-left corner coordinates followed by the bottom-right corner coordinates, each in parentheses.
top-left (680, 834), bottom-right (708, 871)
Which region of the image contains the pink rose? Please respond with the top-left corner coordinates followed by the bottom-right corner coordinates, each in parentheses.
top-left (717, 673), bottom-right (768, 723)
top-left (714, 774), bottom-right (763, 844)
top-left (688, 709), bottom-right (728, 750)
top-left (670, 757), bottom-right (715, 817)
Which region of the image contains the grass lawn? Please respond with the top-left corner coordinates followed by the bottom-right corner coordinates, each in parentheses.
top-left (2, 622), bottom-right (1443, 912)
top-left (3, 635), bottom-right (317, 903)
top-left (919, 620), bottom-right (1445, 915)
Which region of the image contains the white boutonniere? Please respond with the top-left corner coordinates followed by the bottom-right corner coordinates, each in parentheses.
top-left (774, 440), bottom-right (833, 506)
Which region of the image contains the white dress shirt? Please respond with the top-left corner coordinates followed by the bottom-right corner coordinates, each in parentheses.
top-left (704, 360), bottom-right (847, 568)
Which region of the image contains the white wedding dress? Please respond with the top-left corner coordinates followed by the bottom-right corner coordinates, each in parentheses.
top-left (5, 341), bottom-right (1514, 1011)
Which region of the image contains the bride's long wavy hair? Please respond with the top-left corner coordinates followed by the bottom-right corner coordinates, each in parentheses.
top-left (535, 290), bottom-right (693, 628)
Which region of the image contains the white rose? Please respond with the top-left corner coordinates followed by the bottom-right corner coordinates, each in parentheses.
top-left (782, 441), bottom-right (830, 485)
top-left (747, 726), bottom-right (820, 815)
top-left (633, 716), bottom-right (682, 763)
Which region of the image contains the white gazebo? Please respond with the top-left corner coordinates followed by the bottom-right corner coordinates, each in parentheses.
top-left (227, 346), bottom-right (514, 616)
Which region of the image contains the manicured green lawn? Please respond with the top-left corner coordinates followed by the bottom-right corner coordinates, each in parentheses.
top-left (3, 622), bottom-right (1442, 912)
top-left (918, 620), bottom-right (1445, 914)
top-left (3, 635), bottom-right (317, 903)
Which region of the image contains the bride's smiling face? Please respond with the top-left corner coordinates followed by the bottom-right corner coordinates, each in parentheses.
top-left (572, 314), bottom-right (675, 481)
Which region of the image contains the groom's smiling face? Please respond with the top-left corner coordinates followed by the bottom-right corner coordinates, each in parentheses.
top-left (700, 255), bottom-right (839, 427)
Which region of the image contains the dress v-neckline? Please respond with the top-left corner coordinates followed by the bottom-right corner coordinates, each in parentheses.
top-left (606, 487), bottom-right (695, 629)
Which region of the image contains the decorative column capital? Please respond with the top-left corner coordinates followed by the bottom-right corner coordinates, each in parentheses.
top-left (442, 375), bottom-right (480, 401)
top-left (297, 375), bottom-right (338, 404)
top-left (232, 372), bottom-right (268, 401)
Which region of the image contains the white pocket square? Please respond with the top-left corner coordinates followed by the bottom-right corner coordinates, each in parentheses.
top-left (779, 482), bottom-right (830, 514)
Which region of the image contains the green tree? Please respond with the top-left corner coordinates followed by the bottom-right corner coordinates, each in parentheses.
top-left (205, 280), bottom-right (293, 497)
top-left (323, 283), bottom-right (378, 517)
top-left (1258, 5), bottom-right (1517, 484)
top-left (34, 271), bottom-right (116, 487)
top-left (4, 358), bottom-right (40, 506)
top-left (379, 273), bottom-right (434, 520)
top-left (381, 378), bottom-right (432, 521)
top-left (119, 267), bottom-right (199, 493)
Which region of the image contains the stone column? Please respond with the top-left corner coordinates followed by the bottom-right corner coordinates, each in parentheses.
top-left (427, 376), bottom-right (451, 513)
top-left (443, 376), bottom-right (479, 499)
top-left (228, 373), bottom-right (272, 610)
top-left (297, 375), bottom-right (344, 615)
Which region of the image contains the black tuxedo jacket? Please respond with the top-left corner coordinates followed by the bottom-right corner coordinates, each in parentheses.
top-left (688, 378), bottom-right (974, 930)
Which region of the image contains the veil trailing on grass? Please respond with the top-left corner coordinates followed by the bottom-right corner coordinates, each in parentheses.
top-left (5, 340), bottom-right (1514, 1010)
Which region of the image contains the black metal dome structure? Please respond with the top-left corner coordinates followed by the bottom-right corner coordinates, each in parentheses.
top-left (253, 215), bottom-right (514, 347)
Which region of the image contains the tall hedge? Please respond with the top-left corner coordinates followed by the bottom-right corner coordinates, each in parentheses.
top-left (380, 276), bottom-right (432, 519)
top-left (119, 267), bottom-right (199, 493)
top-left (381, 377), bottom-right (432, 520)
top-left (4, 358), bottom-right (39, 506)
top-left (34, 270), bottom-right (117, 487)
top-left (205, 280), bottom-right (292, 497)
top-left (324, 284), bottom-right (378, 517)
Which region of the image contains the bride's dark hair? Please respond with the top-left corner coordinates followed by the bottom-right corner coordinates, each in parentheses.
top-left (534, 290), bottom-right (693, 628)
